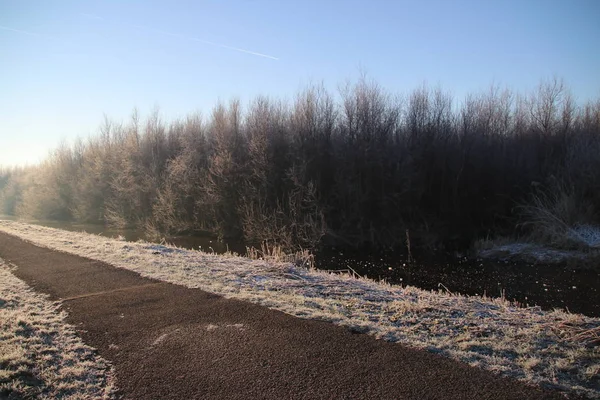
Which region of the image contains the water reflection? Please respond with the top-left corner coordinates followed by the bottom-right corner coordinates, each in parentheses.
top-left (0, 215), bottom-right (245, 254)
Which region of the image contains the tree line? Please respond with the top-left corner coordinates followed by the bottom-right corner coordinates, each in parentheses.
top-left (1, 77), bottom-right (599, 252)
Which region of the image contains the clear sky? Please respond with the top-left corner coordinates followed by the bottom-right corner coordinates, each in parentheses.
top-left (1, 0), bottom-right (599, 166)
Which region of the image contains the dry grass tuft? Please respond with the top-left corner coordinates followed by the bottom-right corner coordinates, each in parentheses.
top-left (518, 180), bottom-right (600, 251)
top-left (550, 320), bottom-right (600, 348)
top-left (246, 241), bottom-right (315, 268)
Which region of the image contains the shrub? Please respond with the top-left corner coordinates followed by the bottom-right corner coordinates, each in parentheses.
top-left (2, 78), bottom-right (599, 253)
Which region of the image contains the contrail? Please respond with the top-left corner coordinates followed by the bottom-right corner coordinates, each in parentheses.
top-left (80, 13), bottom-right (104, 21)
top-left (149, 27), bottom-right (279, 60)
top-left (0, 24), bottom-right (44, 37)
top-left (191, 37), bottom-right (279, 60)
top-left (3, 17), bottom-right (279, 61)
top-left (121, 20), bottom-right (279, 60)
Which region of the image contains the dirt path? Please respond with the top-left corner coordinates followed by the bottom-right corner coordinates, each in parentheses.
top-left (0, 232), bottom-right (569, 400)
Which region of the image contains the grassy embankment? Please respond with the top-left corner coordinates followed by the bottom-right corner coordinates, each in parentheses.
top-left (0, 221), bottom-right (598, 398)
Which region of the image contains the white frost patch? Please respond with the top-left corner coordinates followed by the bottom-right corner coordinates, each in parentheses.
top-left (151, 333), bottom-right (169, 347)
top-left (144, 244), bottom-right (186, 254)
top-left (568, 225), bottom-right (600, 248)
top-left (0, 220), bottom-right (598, 399)
top-left (478, 224), bottom-right (600, 263)
top-left (204, 323), bottom-right (245, 332)
top-left (479, 242), bottom-right (592, 263)
top-left (0, 259), bottom-right (117, 399)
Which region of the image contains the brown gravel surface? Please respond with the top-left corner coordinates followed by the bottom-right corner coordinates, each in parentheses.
top-left (0, 232), bottom-right (572, 400)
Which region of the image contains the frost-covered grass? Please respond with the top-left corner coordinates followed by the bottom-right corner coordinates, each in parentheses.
top-left (475, 222), bottom-right (600, 266)
top-left (0, 259), bottom-right (116, 399)
top-left (475, 229), bottom-right (600, 266)
top-left (477, 241), bottom-right (599, 264)
top-left (1, 220), bottom-right (599, 399)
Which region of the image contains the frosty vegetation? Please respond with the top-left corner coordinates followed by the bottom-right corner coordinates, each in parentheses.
top-left (1, 78), bottom-right (600, 252)
top-left (0, 259), bottom-right (116, 399)
top-left (1, 221), bottom-right (598, 398)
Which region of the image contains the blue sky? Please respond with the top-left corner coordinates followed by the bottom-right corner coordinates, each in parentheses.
top-left (1, 0), bottom-right (599, 166)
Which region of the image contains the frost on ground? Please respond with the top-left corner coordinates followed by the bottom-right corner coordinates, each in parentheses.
top-left (478, 225), bottom-right (600, 264)
top-left (0, 260), bottom-right (117, 399)
top-left (0, 221), bottom-right (599, 399)
top-left (478, 242), bottom-right (595, 263)
top-left (568, 225), bottom-right (600, 249)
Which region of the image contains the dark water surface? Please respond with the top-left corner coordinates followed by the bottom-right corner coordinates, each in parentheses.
top-left (315, 248), bottom-right (599, 317)
top-left (2, 216), bottom-right (598, 317)
top-left (0, 215), bottom-right (246, 254)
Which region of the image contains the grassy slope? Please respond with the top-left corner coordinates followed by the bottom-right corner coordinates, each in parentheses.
top-left (0, 262), bottom-right (116, 399)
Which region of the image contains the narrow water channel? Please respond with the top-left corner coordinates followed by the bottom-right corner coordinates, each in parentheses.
top-left (2, 216), bottom-right (598, 317)
top-left (315, 248), bottom-right (599, 317)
